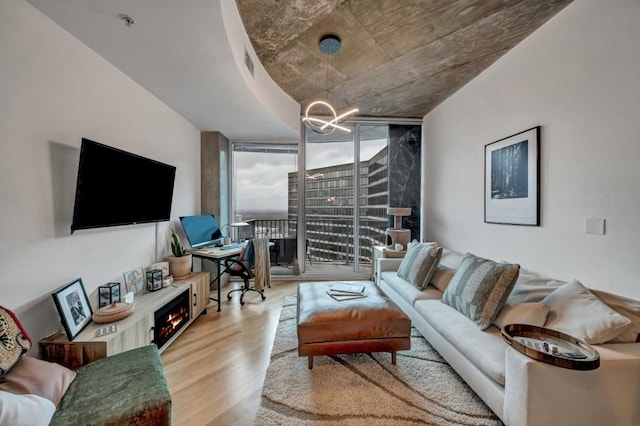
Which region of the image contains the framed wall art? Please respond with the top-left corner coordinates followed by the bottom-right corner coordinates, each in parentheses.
top-left (123, 267), bottom-right (145, 295)
top-left (52, 278), bottom-right (93, 341)
top-left (485, 126), bottom-right (540, 226)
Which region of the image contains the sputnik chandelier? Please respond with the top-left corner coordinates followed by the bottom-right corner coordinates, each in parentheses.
top-left (302, 34), bottom-right (359, 135)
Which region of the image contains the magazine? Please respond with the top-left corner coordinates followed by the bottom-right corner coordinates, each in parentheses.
top-left (327, 291), bottom-right (367, 302)
top-left (329, 283), bottom-right (366, 295)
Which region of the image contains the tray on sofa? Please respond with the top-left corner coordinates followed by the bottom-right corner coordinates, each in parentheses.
top-left (502, 324), bottom-right (600, 370)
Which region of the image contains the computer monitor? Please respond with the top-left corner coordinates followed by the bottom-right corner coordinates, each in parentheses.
top-left (179, 215), bottom-right (223, 249)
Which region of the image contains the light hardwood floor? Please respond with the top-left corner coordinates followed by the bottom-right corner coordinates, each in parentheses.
top-left (161, 280), bottom-right (299, 426)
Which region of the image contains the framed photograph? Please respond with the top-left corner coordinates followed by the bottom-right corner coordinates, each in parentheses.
top-left (52, 278), bottom-right (93, 341)
top-left (123, 267), bottom-right (145, 295)
top-left (150, 261), bottom-right (169, 279)
top-left (485, 126), bottom-right (540, 225)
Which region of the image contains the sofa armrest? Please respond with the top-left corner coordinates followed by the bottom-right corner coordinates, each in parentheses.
top-left (503, 344), bottom-right (640, 426)
top-left (375, 258), bottom-right (403, 285)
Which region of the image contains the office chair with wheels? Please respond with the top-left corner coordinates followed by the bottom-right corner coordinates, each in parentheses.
top-left (224, 240), bottom-right (266, 305)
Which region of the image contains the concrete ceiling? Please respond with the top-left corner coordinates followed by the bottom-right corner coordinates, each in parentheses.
top-left (25, 0), bottom-right (572, 140)
top-left (237, 0), bottom-right (573, 118)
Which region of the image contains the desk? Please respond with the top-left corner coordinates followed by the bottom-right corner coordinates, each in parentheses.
top-left (189, 246), bottom-right (242, 312)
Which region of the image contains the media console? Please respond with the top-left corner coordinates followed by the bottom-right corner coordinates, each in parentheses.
top-left (40, 272), bottom-right (209, 369)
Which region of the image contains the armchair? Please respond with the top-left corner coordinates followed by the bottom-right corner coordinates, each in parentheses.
top-left (224, 240), bottom-right (266, 305)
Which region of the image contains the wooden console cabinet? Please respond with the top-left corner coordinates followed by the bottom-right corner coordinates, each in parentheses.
top-left (40, 272), bottom-right (209, 369)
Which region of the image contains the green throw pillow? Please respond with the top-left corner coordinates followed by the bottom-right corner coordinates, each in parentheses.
top-left (397, 241), bottom-right (442, 289)
top-left (442, 253), bottom-right (520, 330)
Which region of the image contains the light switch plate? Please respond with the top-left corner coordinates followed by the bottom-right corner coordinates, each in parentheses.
top-left (585, 218), bottom-right (605, 235)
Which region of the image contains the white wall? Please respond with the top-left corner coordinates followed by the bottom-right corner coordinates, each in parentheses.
top-left (0, 0), bottom-right (201, 346)
top-left (422, 0), bottom-right (640, 300)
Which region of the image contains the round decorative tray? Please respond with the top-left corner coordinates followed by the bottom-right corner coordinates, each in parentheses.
top-left (502, 324), bottom-right (600, 370)
top-left (92, 302), bottom-right (134, 324)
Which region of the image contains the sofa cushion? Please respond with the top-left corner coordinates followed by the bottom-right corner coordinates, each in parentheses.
top-left (493, 302), bottom-right (550, 330)
top-left (0, 306), bottom-right (32, 378)
top-left (592, 289), bottom-right (640, 343)
top-left (442, 253), bottom-right (520, 330)
top-left (542, 280), bottom-right (631, 344)
top-left (415, 300), bottom-right (507, 385)
top-left (506, 268), bottom-right (565, 304)
top-left (396, 241), bottom-right (441, 289)
top-left (380, 271), bottom-right (442, 306)
top-left (0, 390), bottom-right (56, 426)
top-left (0, 356), bottom-right (75, 406)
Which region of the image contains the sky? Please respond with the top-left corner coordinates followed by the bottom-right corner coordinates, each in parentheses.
top-left (235, 138), bottom-right (386, 211)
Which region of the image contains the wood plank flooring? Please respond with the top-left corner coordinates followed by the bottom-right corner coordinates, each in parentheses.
top-left (161, 281), bottom-right (299, 426)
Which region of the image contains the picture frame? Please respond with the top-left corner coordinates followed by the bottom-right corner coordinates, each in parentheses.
top-left (485, 126), bottom-right (540, 226)
top-left (150, 261), bottom-right (169, 279)
top-left (123, 267), bottom-right (145, 295)
top-left (52, 278), bottom-right (93, 341)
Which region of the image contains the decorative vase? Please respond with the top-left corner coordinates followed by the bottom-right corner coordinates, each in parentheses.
top-left (167, 254), bottom-right (192, 280)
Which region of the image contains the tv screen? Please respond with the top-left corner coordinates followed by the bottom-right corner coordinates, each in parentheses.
top-left (71, 138), bottom-right (176, 233)
top-left (179, 215), bottom-right (223, 249)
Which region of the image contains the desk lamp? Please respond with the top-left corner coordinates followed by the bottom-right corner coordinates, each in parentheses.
top-left (223, 222), bottom-right (249, 245)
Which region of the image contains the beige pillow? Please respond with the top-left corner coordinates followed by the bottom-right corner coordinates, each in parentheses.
top-left (591, 289), bottom-right (640, 343)
top-left (430, 265), bottom-right (456, 293)
top-left (542, 280), bottom-right (631, 344)
top-left (0, 391), bottom-right (56, 426)
top-left (493, 302), bottom-right (550, 329)
top-left (0, 356), bottom-right (75, 406)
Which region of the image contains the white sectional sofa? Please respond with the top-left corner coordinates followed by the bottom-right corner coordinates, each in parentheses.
top-left (377, 248), bottom-right (640, 426)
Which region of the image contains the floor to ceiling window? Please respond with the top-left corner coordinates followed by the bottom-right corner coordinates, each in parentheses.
top-left (230, 120), bottom-right (422, 279)
top-left (232, 142), bottom-right (298, 275)
top-left (299, 124), bottom-right (390, 277)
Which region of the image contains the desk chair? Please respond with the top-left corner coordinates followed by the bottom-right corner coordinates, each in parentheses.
top-left (224, 240), bottom-right (266, 305)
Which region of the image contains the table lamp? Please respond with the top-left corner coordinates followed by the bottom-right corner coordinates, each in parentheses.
top-left (224, 222), bottom-right (249, 244)
top-left (385, 207), bottom-right (411, 250)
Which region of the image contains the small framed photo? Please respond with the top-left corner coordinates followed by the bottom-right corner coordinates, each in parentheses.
top-left (150, 261), bottom-right (169, 279)
top-left (123, 267), bottom-right (145, 295)
top-left (485, 126), bottom-right (540, 226)
top-left (52, 278), bottom-right (93, 341)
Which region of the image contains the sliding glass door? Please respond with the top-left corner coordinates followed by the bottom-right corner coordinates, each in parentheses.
top-left (303, 124), bottom-right (389, 276)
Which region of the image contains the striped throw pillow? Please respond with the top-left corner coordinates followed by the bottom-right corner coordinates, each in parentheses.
top-left (442, 253), bottom-right (520, 330)
top-left (397, 241), bottom-right (442, 289)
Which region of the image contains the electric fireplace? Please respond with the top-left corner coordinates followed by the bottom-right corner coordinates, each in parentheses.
top-left (154, 290), bottom-right (190, 349)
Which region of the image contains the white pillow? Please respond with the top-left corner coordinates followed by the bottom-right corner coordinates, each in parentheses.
top-left (541, 280), bottom-right (631, 344)
top-left (494, 302), bottom-right (550, 330)
top-left (0, 391), bottom-right (55, 426)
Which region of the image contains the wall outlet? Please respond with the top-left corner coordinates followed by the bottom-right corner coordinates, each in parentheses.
top-left (585, 218), bottom-right (605, 235)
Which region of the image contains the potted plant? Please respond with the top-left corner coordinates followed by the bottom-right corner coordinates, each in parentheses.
top-left (166, 229), bottom-right (192, 279)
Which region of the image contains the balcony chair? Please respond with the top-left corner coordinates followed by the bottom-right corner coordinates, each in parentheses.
top-left (224, 239), bottom-right (269, 305)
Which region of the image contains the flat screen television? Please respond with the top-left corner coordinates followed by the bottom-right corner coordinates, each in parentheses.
top-left (71, 138), bottom-right (176, 233)
top-left (179, 215), bottom-right (223, 248)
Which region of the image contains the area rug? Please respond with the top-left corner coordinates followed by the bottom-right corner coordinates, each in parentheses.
top-left (255, 297), bottom-right (503, 425)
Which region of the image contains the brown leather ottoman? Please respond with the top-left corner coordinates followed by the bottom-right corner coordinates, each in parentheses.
top-left (297, 281), bottom-right (411, 369)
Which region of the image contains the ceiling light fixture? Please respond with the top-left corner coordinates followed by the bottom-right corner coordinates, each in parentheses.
top-left (302, 34), bottom-right (358, 135)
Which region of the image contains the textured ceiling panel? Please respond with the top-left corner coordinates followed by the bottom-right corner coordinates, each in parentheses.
top-left (237, 0), bottom-right (573, 118)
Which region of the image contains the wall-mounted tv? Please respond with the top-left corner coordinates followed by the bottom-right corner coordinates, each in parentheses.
top-left (179, 215), bottom-right (223, 249)
top-left (71, 138), bottom-right (177, 233)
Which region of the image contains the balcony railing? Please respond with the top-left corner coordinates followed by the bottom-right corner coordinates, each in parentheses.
top-left (242, 218), bottom-right (386, 265)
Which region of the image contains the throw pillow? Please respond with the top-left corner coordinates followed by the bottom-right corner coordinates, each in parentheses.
top-left (0, 391), bottom-right (56, 426)
top-left (541, 280), bottom-right (631, 344)
top-left (441, 253), bottom-right (520, 330)
top-left (430, 265), bottom-right (456, 293)
top-left (0, 356), bottom-right (76, 406)
top-left (493, 302), bottom-right (550, 330)
top-left (591, 289), bottom-right (640, 343)
top-left (396, 241), bottom-right (442, 289)
top-left (0, 306), bottom-right (32, 378)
